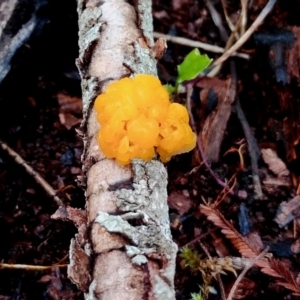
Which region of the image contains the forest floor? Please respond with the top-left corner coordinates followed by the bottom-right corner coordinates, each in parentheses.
top-left (0, 0), bottom-right (300, 299)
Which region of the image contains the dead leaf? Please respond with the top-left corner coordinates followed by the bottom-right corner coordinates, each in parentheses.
top-left (274, 195), bottom-right (300, 227)
top-left (197, 77), bottom-right (229, 127)
top-left (243, 232), bottom-right (264, 254)
top-left (263, 175), bottom-right (291, 188)
top-left (196, 77), bottom-right (235, 162)
top-left (167, 191), bottom-right (194, 215)
top-left (58, 113), bottom-right (81, 130)
top-left (261, 148), bottom-right (290, 177)
top-left (56, 93), bottom-right (82, 129)
top-left (57, 93), bottom-right (82, 114)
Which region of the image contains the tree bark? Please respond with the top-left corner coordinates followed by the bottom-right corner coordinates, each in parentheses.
top-left (68, 1), bottom-right (177, 299)
top-left (0, 0), bottom-right (40, 84)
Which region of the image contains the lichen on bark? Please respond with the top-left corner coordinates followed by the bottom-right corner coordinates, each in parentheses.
top-left (72, 0), bottom-right (176, 299)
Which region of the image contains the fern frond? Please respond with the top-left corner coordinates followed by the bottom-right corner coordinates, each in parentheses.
top-left (200, 205), bottom-right (258, 258)
top-left (200, 204), bottom-right (300, 295)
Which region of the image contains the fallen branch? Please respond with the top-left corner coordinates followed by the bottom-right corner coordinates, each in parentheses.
top-left (69, 1), bottom-right (178, 298)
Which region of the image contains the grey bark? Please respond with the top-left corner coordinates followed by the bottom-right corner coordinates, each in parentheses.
top-left (0, 0), bottom-right (42, 84)
top-left (69, 1), bottom-right (177, 299)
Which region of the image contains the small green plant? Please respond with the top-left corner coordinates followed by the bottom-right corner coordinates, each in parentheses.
top-left (180, 247), bottom-right (237, 300)
top-left (180, 246), bottom-right (202, 271)
top-left (177, 48), bottom-right (212, 85)
top-left (165, 48), bottom-right (212, 94)
top-left (190, 292), bottom-right (204, 300)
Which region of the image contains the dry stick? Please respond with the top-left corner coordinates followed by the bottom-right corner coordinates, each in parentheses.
top-left (180, 228), bottom-right (218, 249)
top-left (226, 247), bottom-right (269, 300)
top-left (55, 253), bottom-right (69, 265)
top-left (205, 0), bottom-right (228, 40)
top-left (216, 0), bottom-right (245, 51)
top-left (153, 32), bottom-right (250, 59)
top-left (224, 5), bottom-right (263, 200)
top-left (191, 0), bottom-right (240, 192)
top-left (206, 0), bottom-right (263, 199)
top-left (214, 174), bottom-right (237, 208)
top-left (220, 0), bottom-right (236, 33)
top-left (205, 0), bottom-right (243, 77)
top-left (217, 273), bottom-right (227, 300)
top-left (234, 99), bottom-right (263, 199)
top-left (0, 140), bottom-right (63, 206)
top-left (0, 263), bottom-right (67, 270)
top-left (205, 0), bottom-right (230, 77)
top-left (212, 0), bottom-right (277, 68)
top-left (240, 0), bottom-right (248, 36)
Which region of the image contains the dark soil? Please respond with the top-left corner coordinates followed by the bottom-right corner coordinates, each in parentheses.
top-left (0, 0), bottom-right (83, 298)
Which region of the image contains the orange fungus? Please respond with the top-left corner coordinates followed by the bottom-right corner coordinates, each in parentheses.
top-left (94, 74), bottom-right (196, 165)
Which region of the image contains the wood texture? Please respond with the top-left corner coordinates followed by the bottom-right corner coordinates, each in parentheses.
top-left (70, 0), bottom-right (177, 299)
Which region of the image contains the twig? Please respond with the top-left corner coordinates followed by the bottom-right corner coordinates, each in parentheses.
top-left (214, 174), bottom-right (237, 208)
top-left (226, 247), bottom-right (269, 300)
top-left (220, 0), bottom-right (236, 33)
top-left (205, 0), bottom-right (231, 76)
top-left (240, 0), bottom-right (248, 36)
top-left (217, 273), bottom-right (227, 300)
top-left (238, 144), bottom-right (246, 169)
top-left (234, 98), bottom-right (263, 199)
top-left (212, 0), bottom-right (277, 67)
top-left (37, 232), bottom-right (55, 250)
top-left (206, 0), bottom-right (263, 199)
top-left (0, 263), bottom-right (68, 270)
top-left (180, 228), bottom-right (218, 249)
top-left (54, 254), bottom-right (69, 265)
top-left (205, 0), bottom-right (242, 79)
top-left (199, 240), bottom-right (211, 258)
top-left (0, 139), bottom-right (63, 206)
top-left (205, 0), bottom-right (228, 40)
top-left (206, 0), bottom-right (262, 199)
top-left (153, 32), bottom-right (250, 59)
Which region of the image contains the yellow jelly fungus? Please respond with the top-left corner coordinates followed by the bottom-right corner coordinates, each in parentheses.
top-left (94, 74), bottom-right (196, 165)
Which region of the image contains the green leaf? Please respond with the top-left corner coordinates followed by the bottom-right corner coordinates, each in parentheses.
top-left (190, 292), bottom-right (204, 300)
top-left (164, 83), bottom-right (176, 95)
top-left (180, 247), bottom-right (201, 271)
top-left (177, 48), bottom-right (212, 84)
